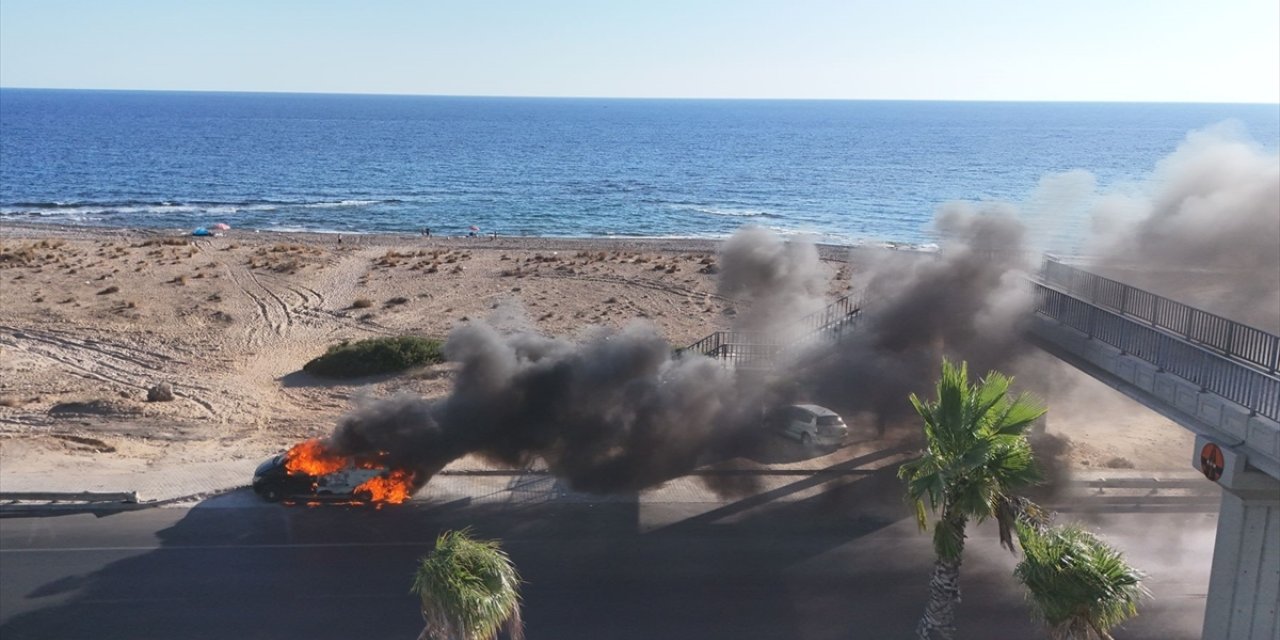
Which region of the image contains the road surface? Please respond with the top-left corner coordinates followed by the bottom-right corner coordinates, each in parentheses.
top-left (1, 469), bottom-right (1216, 639)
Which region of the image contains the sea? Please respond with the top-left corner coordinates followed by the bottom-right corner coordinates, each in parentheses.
top-left (1, 89), bottom-right (1277, 248)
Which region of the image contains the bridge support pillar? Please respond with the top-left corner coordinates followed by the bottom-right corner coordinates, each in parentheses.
top-left (1197, 437), bottom-right (1280, 640)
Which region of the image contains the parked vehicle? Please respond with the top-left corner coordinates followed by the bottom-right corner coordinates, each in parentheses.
top-left (252, 454), bottom-right (387, 502)
top-left (767, 404), bottom-right (849, 447)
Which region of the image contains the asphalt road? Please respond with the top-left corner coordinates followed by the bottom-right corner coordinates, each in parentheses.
top-left (0, 472), bottom-right (1217, 640)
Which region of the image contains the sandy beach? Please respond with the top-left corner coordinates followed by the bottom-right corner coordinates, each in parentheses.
top-left (0, 224), bottom-right (1192, 485)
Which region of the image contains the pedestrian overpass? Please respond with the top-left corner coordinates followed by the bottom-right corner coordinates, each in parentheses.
top-left (688, 255), bottom-right (1280, 639)
top-left (1029, 257), bottom-right (1279, 640)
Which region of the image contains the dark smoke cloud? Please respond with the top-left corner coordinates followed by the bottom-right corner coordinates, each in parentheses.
top-left (330, 229), bottom-right (835, 497)
top-left (329, 215), bottom-right (1041, 495)
top-left (332, 321), bottom-right (770, 494)
top-left (717, 226), bottom-right (828, 334)
top-left (798, 205), bottom-right (1036, 432)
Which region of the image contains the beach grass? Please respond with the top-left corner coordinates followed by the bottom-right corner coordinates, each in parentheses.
top-left (303, 335), bottom-right (445, 378)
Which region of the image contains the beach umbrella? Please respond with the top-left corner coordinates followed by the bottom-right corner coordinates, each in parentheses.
top-left (469, 225), bottom-right (480, 232)
top-left (211, 222), bottom-right (231, 231)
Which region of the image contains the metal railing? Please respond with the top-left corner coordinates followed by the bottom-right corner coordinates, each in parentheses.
top-left (681, 292), bottom-right (864, 365)
top-left (794, 292), bottom-right (862, 338)
top-left (682, 331), bottom-right (788, 367)
top-left (1041, 258), bottom-right (1280, 374)
top-left (1032, 283), bottom-right (1280, 421)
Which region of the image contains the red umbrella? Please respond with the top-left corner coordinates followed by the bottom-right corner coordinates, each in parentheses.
top-left (468, 225), bottom-right (480, 232)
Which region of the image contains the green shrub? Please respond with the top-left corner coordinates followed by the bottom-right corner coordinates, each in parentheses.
top-left (304, 336), bottom-right (445, 378)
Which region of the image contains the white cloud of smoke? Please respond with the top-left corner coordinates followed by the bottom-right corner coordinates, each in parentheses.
top-left (1091, 124), bottom-right (1280, 329)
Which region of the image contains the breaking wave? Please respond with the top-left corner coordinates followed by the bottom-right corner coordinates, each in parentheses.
top-left (0, 198), bottom-right (399, 218)
top-left (666, 203), bottom-right (784, 219)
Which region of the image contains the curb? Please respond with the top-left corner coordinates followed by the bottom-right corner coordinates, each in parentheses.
top-left (0, 491), bottom-right (138, 503)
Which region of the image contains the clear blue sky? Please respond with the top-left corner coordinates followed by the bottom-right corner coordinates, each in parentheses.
top-left (2, 0), bottom-right (1277, 102)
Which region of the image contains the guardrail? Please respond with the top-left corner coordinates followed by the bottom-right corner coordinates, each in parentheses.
top-left (1032, 282), bottom-right (1280, 421)
top-left (1041, 258), bottom-right (1280, 373)
top-left (0, 491), bottom-right (139, 503)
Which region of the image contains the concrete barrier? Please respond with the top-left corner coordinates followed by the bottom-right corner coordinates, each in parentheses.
top-left (0, 491), bottom-right (138, 503)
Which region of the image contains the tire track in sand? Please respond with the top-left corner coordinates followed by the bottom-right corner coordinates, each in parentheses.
top-left (222, 263), bottom-right (279, 346)
top-left (0, 326), bottom-right (219, 417)
top-left (245, 268), bottom-right (295, 331)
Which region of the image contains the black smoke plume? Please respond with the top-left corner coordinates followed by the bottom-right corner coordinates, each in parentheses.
top-left (717, 226), bottom-right (828, 334)
top-left (332, 321), bottom-right (768, 494)
top-left (798, 204), bottom-right (1035, 432)
top-left (329, 211), bottom-right (1039, 494)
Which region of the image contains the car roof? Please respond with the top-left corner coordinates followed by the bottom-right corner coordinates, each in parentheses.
top-left (789, 404), bottom-right (840, 417)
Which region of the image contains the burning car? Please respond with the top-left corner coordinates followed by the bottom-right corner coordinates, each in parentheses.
top-left (252, 439), bottom-right (416, 504)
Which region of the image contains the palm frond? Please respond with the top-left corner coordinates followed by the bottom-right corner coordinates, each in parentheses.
top-left (972, 371), bottom-right (1013, 431)
top-left (990, 392), bottom-right (1047, 437)
top-left (995, 496), bottom-right (1048, 553)
top-left (1014, 524), bottom-right (1147, 638)
top-left (412, 529), bottom-right (524, 640)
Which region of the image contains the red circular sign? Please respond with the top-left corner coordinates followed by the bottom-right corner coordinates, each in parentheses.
top-left (1200, 443), bottom-right (1225, 482)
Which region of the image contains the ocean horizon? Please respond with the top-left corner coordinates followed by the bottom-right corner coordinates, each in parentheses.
top-left (2, 88), bottom-right (1277, 249)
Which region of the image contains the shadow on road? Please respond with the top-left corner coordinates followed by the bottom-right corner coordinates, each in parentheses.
top-left (0, 442), bottom-right (1213, 640)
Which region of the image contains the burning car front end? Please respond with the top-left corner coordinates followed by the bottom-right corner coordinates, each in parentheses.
top-left (252, 439), bottom-right (418, 505)
top-left (252, 454), bottom-right (319, 502)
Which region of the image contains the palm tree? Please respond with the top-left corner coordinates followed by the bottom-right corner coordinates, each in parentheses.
top-left (899, 359), bottom-right (1046, 640)
top-left (411, 529), bottom-right (524, 640)
top-left (1014, 522), bottom-right (1146, 639)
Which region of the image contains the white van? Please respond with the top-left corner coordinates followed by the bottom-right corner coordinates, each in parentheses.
top-left (769, 404), bottom-right (849, 447)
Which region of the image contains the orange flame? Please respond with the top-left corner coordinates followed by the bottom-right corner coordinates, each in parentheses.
top-left (355, 469), bottom-right (416, 504)
top-left (284, 439), bottom-right (348, 476)
top-left (281, 438), bottom-right (416, 505)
